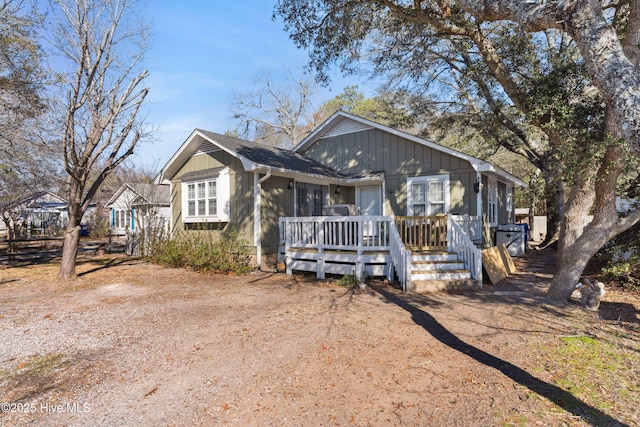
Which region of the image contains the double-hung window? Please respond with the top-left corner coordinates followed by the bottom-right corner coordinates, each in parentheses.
top-left (186, 180), bottom-right (217, 217)
top-left (181, 166), bottom-right (229, 223)
top-left (407, 175), bottom-right (450, 216)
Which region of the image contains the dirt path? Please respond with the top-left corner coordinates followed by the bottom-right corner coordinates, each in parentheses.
top-left (0, 249), bottom-right (638, 426)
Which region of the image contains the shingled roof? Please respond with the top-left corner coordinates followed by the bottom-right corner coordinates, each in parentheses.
top-left (196, 130), bottom-right (345, 178)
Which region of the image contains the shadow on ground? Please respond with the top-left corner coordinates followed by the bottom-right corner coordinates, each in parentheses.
top-left (373, 286), bottom-right (628, 426)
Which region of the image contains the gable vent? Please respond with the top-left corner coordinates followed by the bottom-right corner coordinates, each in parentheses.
top-left (195, 140), bottom-right (219, 154)
top-left (319, 118), bottom-right (374, 139)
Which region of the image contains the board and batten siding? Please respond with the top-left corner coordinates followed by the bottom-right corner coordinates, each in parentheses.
top-left (170, 150), bottom-right (255, 247)
top-left (300, 128), bottom-right (478, 216)
top-left (260, 176), bottom-right (295, 254)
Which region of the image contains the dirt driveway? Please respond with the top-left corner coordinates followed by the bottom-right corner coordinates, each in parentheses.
top-left (0, 248), bottom-right (638, 426)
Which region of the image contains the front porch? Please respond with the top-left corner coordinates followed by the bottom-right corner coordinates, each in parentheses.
top-left (278, 214), bottom-right (483, 292)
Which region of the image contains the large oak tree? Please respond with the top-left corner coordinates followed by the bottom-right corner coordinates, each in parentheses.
top-left (275, 0), bottom-right (640, 302)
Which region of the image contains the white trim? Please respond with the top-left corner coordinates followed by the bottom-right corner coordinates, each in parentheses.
top-left (181, 167), bottom-right (230, 223)
top-left (156, 129), bottom-right (258, 185)
top-left (506, 184), bottom-right (514, 223)
top-left (406, 174), bottom-right (451, 216)
top-left (487, 178), bottom-right (498, 227)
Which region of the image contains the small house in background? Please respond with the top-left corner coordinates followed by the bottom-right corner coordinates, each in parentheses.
top-left (105, 183), bottom-right (171, 236)
top-left (0, 191), bottom-right (96, 238)
top-left (156, 111), bottom-right (526, 292)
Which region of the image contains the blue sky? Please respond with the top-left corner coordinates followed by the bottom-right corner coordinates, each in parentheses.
top-left (137, 1), bottom-right (366, 168)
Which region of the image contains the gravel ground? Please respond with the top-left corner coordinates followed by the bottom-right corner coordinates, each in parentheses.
top-left (0, 248), bottom-right (638, 426)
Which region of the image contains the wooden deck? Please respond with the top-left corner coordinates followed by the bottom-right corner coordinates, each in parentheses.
top-left (279, 214), bottom-right (483, 290)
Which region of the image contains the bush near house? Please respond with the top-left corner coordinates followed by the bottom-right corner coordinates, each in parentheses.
top-left (148, 229), bottom-right (252, 275)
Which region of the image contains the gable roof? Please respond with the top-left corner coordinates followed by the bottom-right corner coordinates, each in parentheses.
top-left (105, 183), bottom-right (170, 208)
top-left (14, 191), bottom-right (67, 210)
top-left (157, 129), bottom-right (353, 184)
top-left (295, 111), bottom-right (526, 187)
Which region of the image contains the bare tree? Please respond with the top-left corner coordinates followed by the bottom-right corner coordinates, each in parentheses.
top-left (230, 68), bottom-right (316, 148)
top-left (46, 0), bottom-right (150, 279)
top-left (0, 0), bottom-right (56, 249)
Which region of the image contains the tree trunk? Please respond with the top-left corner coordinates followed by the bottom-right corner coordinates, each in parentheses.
top-left (547, 223), bottom-right (610, 301)
top-left (548, 146), bottom-right (622, 302)
top-left (58, 182), bottom-right (84, 279)
top-left (555, 175), bottom-right (595, 265)
top-left (59, 223), bottom-right (81, 279)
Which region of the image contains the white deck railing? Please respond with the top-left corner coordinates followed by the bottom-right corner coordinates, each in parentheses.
top-left (451, 215), bottom-right (482, 242)
top-left (279, 214), bottom-right (482, 288)
top-left (279, 215), bottom-right (392, 250)
top-left (448, 216), bottom-right (482, 282)
top-left (388, 220), bottom-right (411, 291)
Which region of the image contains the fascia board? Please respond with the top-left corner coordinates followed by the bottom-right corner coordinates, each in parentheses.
top-left (159, 129), bottom-right (254, 181)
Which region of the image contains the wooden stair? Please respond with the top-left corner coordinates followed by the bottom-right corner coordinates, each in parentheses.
top-left (408, 251), bottom-right (480, 292)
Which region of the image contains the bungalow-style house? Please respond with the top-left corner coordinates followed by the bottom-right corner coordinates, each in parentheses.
top-left (105, 183), bottom-right (171, 236)
top-left (156, 111), bottom-right (525, 292)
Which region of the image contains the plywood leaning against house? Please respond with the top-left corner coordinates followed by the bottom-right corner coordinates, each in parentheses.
top-left (482, 246), bottom-right (509, 284)
top-left (497, 243), bottom-right (517, 275)
top-left (482, 244), bottom-right (518, 284)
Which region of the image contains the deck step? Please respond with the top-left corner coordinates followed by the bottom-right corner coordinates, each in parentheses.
top-left (411, 269), bottom-right (472, 281)
top-left (411, 260), bottom-right (466, 270)
top-left (411, 252), bottom-right (459, 262)
top-left (410, 279), bottom-right (481, 293)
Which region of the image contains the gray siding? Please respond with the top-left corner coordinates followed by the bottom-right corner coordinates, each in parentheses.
top-left (301, 129), bottom-right (478, 216)
top-left (261, 176), bottom-right (295, 254)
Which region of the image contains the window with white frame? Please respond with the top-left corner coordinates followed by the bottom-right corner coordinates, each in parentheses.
top-left (114, 209), bottom-right (130, 229)
top-left (181, 167), bottom-right (230, 223)
top-left (407, 175), bottom-right (450, 216)
top-left (506, 185), bottom-right (513, 222)
top-left (186, 180), bottom-right (217, 217)
top-left (487, 179), bottom-right (498, 227)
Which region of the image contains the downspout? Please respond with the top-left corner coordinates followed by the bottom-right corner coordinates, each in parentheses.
top-left (254, 169), bottom-right (272, 270)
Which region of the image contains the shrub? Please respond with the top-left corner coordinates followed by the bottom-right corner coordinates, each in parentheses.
top-left (148, 228), bottom-right (252, 275)
top-left (597, 222), bottom-right (640, 291)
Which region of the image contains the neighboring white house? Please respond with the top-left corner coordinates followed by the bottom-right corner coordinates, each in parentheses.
top-left (105, 183), bottom-right (171, 236)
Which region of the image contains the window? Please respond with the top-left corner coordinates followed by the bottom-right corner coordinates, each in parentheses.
top-left (407, 175), bottom-right (450, 216)
top-left (208, 181), bottom-right (217, 216)
top-left (411, 182), bottom-right (426, 216)
top-left (487, 179), bottom-right (498, 227)
top-left (114, 209), bottom-right (131, 229)
top-left (181, 167), bottom-right (230, 223)
top-left (186, 179), bottom-right (217, 218)
top-left (428, 181), bottom-right (445, 214)
top-left (506, 185), bottom-right (513, 222)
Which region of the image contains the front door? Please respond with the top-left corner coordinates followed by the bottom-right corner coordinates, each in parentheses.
top-left (358, 185), bottom-right (381, 239)
top-left (357, 185), bottom-right (381, 216)
top-left (296, 183), bottom-right (326, 216)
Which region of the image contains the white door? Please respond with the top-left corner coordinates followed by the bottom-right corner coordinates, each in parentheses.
top-left (358, 186), bottom-right (381, 239)
top-left (358, 185), bottom-right (381, 216)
